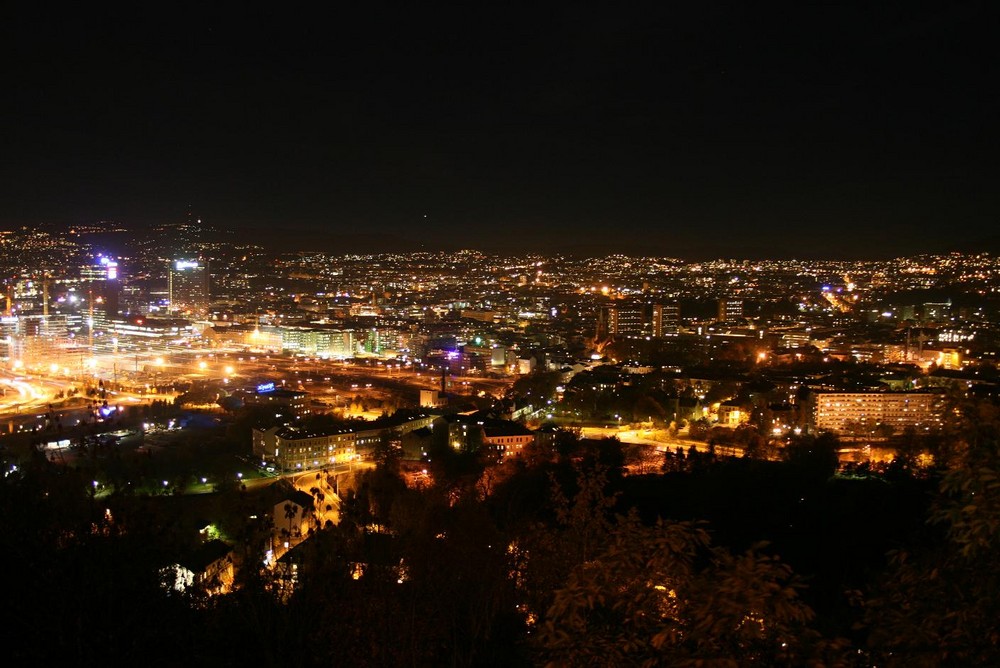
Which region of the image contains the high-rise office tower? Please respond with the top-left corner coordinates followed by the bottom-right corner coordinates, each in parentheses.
top-left (718, 298), bottom-right (743, 323)
top-left (651, 302), bottom-right (680, 336)
top-left (599, 301), bottom-right (678, 338)
top-left (168, 259), bottom-right (210, 316)
top-left (80, 255), bottom-right (120, 317)
top-left (598, 304), bottom-right (641, 337)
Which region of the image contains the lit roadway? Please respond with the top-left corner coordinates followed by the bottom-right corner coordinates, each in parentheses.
top-left (6, 344), bottom-right (515, 410)
top-left (581, 426), bottom-right (744, 457)
top-left (144, 351), bottom-right (515, 405)
top-left (0, 369), bottom-right (170, 433)
top-left (239, 460), bottom-right (374, 526)
top-left (0, 374), bottom-right (52, 414)
top-left (0, 372), bottom-right (87, 428)
top-left (287, 464), bottom-right (364, 527)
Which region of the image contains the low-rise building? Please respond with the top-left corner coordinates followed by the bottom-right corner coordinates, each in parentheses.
top-left (482, 420), bottom-right (535, 457)
top-left (253, 425), bottom-right (356, 471)
top-left (253, 412), bottom-right (438, 470)
top-left (717, 401), bottom-right (748, 427)
top-left (271, 489), bottom-right (317, 564)
top-left (162, 539), bottom-right (235, 595)
top-left (244, 384), bottom-right (309, 417)
top-left (443, 413), bottom-right (535, 457)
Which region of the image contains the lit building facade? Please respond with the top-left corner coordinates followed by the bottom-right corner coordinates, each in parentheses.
top-left (718, 299), bottom-right (744, 323)
top-left (169, 259), bottom-right (210, 316)
top-left (244, 385), bottom-right (309, 417)
top-left (252, 413), bottom-right (437, 470)
top-left (598, 301), bottom-right (676, 338)
top-left (78, 255), bottom-right (120, 318)
top-left (107, 317), bottom-right (195, 343)
top-left (253, 426), bottom-right (357, 470)
top-left (807, 391), bottom-right (942, 435)
top-left (277, 326), bottom-right (356, 357)
top-left (651, 303), bottom-right (680, 336)
top-left (482, 421), bottom-right (535, 457)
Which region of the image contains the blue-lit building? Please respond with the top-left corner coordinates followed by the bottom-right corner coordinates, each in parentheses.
top-left (244, 382), bottom-right (309, 417)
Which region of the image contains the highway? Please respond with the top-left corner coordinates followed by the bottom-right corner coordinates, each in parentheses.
top-left (1, 346), bottom-right (514, 428)
top-left (137, 350), bottom-right (515, 413)
top-left (0, 374), bottom-right (52, 413)
top-left (581, 426), bottom-right (744, 457)
top-left (0, 369), bottom-right (170, 434)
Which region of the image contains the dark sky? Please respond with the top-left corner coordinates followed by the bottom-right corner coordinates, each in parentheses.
top-left (2, 3), bottom-right (997, 257)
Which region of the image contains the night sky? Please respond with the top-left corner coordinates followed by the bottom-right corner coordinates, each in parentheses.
top-left (2, 3), bottom-right (996, 257)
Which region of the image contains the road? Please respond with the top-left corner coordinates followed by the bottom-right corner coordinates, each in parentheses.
top-left (0, 370), bottom-right (171, 434)
top-left (0, 373), bottom-right (59, 413)
top-left (108, 350), bottom-right (515, 407)
top-left (3, 345), bottom-right (516, 430)
top-left (581, 426), bottom-right (744, 457)
top-left (287, 461), bottom-right (375, 526)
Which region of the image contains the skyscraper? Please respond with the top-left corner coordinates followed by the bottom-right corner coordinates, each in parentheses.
top-left (598, 301), bottom-right (677, 338)
top-left (168, 259), bottom-right (210, 316)
top-left (80, 255), bottom-right (120, 318)
top-left (651, 303), bottom-right (680, 337)
top-left (717, 299), bottom-right (743, 323)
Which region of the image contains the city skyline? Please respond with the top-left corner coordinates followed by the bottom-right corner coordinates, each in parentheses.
top-left (4, 159), bottom-right (1000, 662)
top-left (3, 4), bottom-right (997, 259)
top-left (1, 0), bottom-right (998, 649)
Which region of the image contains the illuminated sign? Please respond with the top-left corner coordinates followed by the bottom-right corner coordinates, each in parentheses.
top-left (96, 256), bottom-right (119, 279)
top-left (175, 260), bottom-right (201, 270)
top-left (256, 382), bottom-right (276, 393)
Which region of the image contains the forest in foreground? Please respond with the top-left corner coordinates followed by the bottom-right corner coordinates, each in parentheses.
top-left (3, 398), bottom-right (999, 667)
